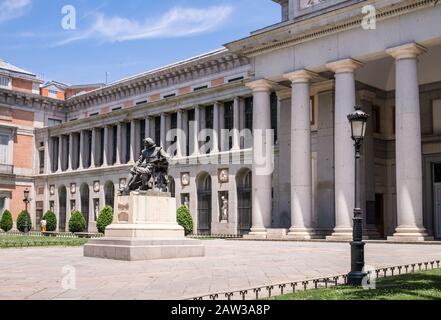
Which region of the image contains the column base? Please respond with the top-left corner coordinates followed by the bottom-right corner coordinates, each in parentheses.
top-left (286, 228), bottom-right (321, 240)
top-left (326, 227), bottom-right (353, 241)
top-left (243, 228), bottom-right (267, 240)
top-left (387, 227), bottom-right (434, 242)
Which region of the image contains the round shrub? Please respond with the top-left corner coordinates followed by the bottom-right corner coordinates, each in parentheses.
top-left (69, 211), bottom-right (86, 233)
top-left (16, 210), bottom-right (32, 232)
top-left (0, 209), bottom-right (13, 232)
top-left (43, 211), bottom-right (57, 232)
top-left (96, 206), bottom-right (114, 234)
top-left (177, 205), bottom-right (193, 236)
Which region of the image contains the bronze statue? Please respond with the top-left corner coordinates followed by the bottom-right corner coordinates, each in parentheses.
top-left (120, 137), bottom-right (170, 195)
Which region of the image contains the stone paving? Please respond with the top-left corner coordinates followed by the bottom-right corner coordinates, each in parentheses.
top-left (1, 240), bottom-right (441, 300)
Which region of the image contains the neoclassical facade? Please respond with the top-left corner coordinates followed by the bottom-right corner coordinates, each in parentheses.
top-left (2, 0), bottom-right (441, 241)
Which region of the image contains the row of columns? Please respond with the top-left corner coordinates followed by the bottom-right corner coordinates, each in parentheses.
top-left (47, 97), bottom-right (247, 174)
top-left (246, 42), bottom-right (430, 241)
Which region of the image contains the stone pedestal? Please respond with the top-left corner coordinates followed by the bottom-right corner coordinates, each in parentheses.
top-left (84, 191), bottom-right (205, 261)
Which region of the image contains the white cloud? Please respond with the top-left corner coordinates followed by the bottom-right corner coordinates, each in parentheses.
top-left (56, 5), bottom-right (233, 46)
top-left (0, 0), bottom-right (32, 23)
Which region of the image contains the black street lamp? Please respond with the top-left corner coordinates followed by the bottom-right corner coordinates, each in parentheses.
top-left (23, 188), bottom-right (31, 234)
top-left (347, 106), bottom-right (369, 286)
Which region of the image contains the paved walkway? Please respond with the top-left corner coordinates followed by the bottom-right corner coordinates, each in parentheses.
top-left (1, 240), bottom-right (441, 300)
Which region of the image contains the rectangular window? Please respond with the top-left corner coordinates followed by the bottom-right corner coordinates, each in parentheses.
top-left (48, 89), bottom-right (58, 98)
top-left (112, 107), bottom-right (122, 111)
top-left (0, 134), bottom-right (9, 165)
top-left (193, 85), bottom-right (208, 92)
top-left (227, 76), bottom-right (244, 83)
top-left (47, 118), bottom-right (62, 127)
top-left (0, 76), bottom-right (11, 89)
top-left (89, 112), bottom-right (99, 117)
top-left (163, 93), bottom-right (176, 99)
top-left (136, 100), bottom-right (147, 105)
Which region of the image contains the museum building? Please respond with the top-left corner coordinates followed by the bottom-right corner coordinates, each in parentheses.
top-left (0, 0), bottom-right (440, 241)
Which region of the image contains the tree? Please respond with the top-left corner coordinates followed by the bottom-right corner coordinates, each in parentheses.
top-left (0, 210), bottom-right (13, 232)
top-left (96, 206), bottom-right (113, 234)
top-left (16, 210), bottom-right (32, 232)
top-left (43, 211), bottom-right (57, 232)
top-left (68, 211), bottom-right (86, 233)
top-left (177, 205), bottom-right (193, 236)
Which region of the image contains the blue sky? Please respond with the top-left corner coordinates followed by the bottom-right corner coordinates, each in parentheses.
top-left (0, 0), bottom-right (280, 85)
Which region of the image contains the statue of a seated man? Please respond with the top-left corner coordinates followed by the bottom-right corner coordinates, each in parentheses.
top-left (120, 137), bottom-right (170, 195)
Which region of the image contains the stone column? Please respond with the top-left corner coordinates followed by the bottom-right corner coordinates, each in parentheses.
top-left (129, 120), bottom-right (136, 163)
top-left (182, 110), bottom-right (189, 157)
top-left (115, 123), bottom-right (122, 165)
top-left (326, 59), bottom-right (363, 240)
top-left (90, 128), bottom-right (97, 168)
top-left (284, 70), bottom-right (318, 239)
top-left (212, 102), bottom-right (220, 153)
top-left (386, 43), bottom-right (431, 241)
top-left (57, 136), bottom-right (62, 173)
top-left (68, 133), bottom-right (73, 171)
top-left (44, 135), bottom-right (51, 174)
top-left (232, 97), bottom-right (241, 151)
top-left (145, 117), bottom-right (151, 140)
top-left (160, 113), bottom-right (166, 149)
top-left (244, 79), bottom-right (275, 239)
top-left (176, 110), bottom-right (183, 158)
top-left (78, 131), bottom-right (84, 169)
top-left (193, 106), bottom-right (200, 156)
top-left (103, 126), bottom-right (109, 166)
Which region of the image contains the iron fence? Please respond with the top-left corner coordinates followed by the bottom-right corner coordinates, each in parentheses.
top-left (0, 230), bottom-right (104, 239)
top-left (189, 260), bottom-right (441, 301)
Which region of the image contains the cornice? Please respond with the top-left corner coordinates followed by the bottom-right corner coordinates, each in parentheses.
top-left (64, 51), bottom-right (250, 111)
top-left (0, 88), bottom-right (66, 113)
top-left (225, 0), bottom-right (438, 57)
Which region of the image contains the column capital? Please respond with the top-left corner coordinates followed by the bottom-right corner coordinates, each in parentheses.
top-left (283, 69), bottom-right (318, 83)
top-left (276, 88), bottom-right (291, 100)
top-left (326, 58), bottom-right (364, 74)
top-left (386, 42), bottom-right (427, 60)
top-left (245, 79), bottom-right (277, 92)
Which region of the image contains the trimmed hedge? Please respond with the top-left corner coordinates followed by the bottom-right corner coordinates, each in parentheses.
top-left (43, 211), bottom-right (57, 232)
top-left (16, 210), bottom-right (32, 232)
top-left (96, 206), bottom-right (113, 234)
top-left (177, 205), bottom-right (193, 236)
top-left (0, 210), bottom-right (13, 232)
top-left (68, 211), bottom-right (86, 233)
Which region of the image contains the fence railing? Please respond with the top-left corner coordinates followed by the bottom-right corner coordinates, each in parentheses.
top-left (188, 234), bottom-right (243, 239)
top-left (189, 260), bottom-right (441, 301)
top-left (0, 230), bottom-right (104, 239)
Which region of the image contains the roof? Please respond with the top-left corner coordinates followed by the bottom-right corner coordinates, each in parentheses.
top-left (0, 59), bottom-right (36, 77)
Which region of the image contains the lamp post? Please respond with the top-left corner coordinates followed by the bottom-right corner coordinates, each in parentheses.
top-left (23, 188), bottom-right (31, 234)
top-left (347, 106), bottom-right (369, 286)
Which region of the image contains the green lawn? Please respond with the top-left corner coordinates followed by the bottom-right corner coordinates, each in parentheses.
top-left (271, 269), bottom-right (441, 300)
top-left (0, 235), bottom-right (88, 248)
